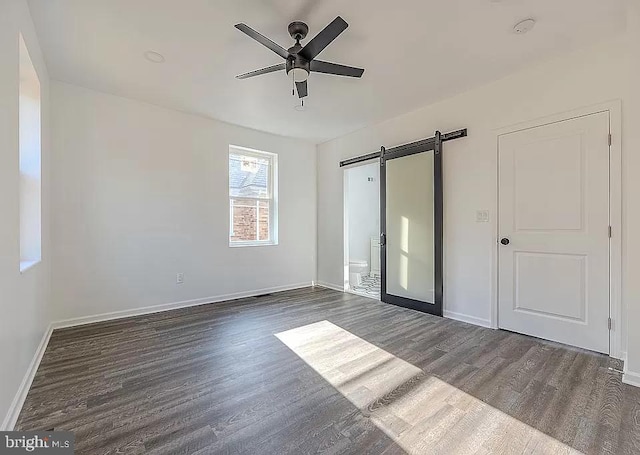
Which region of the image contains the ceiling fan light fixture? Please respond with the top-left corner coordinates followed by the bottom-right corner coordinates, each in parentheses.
top-left (291, 67), bottom-right (309, 82)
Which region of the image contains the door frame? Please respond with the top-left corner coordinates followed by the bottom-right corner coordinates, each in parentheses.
top-left (342, 160), bottom-right (381, 299)
top-left (492, 100), bottom-right (623, 359)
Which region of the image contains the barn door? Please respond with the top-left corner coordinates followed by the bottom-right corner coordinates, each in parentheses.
top-left (380, 133), bottom-right (443, 316)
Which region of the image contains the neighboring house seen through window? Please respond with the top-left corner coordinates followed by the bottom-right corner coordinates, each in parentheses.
top-left (229, 146), bottom-right (278, 246)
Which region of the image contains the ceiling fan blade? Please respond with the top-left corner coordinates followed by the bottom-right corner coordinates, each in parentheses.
top-left (236, 63), bottom-right (286, 79)
top-left (310, 60), bottom-right (364, 78)
top-left (296, 80), bottom-right (308, 98)
top-left (298, 16), bottom-right (348, 61)
top-left (235, 23), bottom-right (289, 59)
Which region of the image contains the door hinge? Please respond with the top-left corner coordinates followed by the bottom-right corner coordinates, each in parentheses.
top-left (608, 317), bottom-right (612, 330)
top-left (608, 134), bottom-right (612, 146)
top-left (608, 226), bottom-right (612, 238)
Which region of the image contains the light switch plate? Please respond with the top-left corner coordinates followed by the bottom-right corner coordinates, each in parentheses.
top-left (476, 210), bottom-right (490, 223)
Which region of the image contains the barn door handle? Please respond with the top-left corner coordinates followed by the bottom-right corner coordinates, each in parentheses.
top-left (500, 238), bottom-right (510, 246)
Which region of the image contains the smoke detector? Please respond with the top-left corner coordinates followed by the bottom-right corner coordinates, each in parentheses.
top-left (513, 19), bottom-right (536, 34)
top-left (143, 50), bottom-right (165, 63)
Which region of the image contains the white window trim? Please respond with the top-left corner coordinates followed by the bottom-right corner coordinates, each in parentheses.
top-left (228, 145), bottom-right (278, 247)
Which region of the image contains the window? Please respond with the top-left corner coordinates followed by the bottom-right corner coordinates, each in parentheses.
top-left (19, 34), bottom-right (41, 272)
top-left (229, 146), bottom-right (278, 246)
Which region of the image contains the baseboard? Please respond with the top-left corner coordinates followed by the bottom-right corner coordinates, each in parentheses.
top-left (312, 286), bottom-right (493, 330)
top-left (621, 351), bottom-right (640, 388)
top-left (313, 281), bottom-right (345, 292)
top-left (444, 310), bottom-right (493, 329)
top-left (618, 351), bottom-right (628, 365)
top-left (52, 282), bottom-right (313, 329)
top-left (623, 369), bottom-right (640, 388)
top-left (1, 324), bottom-right (53, 431)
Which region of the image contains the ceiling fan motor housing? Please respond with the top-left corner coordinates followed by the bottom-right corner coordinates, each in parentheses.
top-left (286, 49), bottom-right (310, 78)
top-left (286, 27), bottom-right (310, 78)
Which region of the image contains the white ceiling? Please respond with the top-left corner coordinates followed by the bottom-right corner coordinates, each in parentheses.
top-left (28, 0), bottom-right (626, 143)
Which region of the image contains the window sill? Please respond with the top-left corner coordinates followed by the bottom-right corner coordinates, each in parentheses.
top-left (20, 259), bottom-right (41, 274)
top-left (229, 241), bottom-right (278, 248)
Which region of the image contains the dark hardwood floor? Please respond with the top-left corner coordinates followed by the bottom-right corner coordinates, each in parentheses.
top-left (16, 287), bottom-right (640, 454)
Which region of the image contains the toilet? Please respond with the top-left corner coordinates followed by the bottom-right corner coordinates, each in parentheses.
top-left (349, 260), bottom-right (369, 286)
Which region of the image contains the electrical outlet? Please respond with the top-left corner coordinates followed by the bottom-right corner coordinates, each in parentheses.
top-left (176, 273), bottom-right (184, 284)
top-left (476, 210), bottom-right (490, 223)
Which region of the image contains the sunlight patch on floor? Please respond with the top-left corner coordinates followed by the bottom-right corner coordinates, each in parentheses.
top-left (276, 320), bottom-right (581, 454)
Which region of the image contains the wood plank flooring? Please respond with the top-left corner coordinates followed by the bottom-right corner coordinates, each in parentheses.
top-left (16, 287), bottom-right (640, 454)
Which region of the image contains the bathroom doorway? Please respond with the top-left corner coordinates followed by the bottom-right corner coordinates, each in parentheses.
top-left (344, 162), bottom-right (381, 300)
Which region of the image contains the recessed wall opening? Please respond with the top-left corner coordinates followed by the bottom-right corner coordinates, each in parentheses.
top-left (343, 161), bottom-right (380, 299)
top-left (19, 33), bottom-right (42, 273)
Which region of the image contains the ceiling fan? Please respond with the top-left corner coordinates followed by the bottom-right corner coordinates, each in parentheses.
top-left (234, 17), bottom-right (364, 100)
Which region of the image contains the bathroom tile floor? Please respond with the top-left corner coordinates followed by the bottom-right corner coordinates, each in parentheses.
top-left (351, 274), bottom-right (381, 299)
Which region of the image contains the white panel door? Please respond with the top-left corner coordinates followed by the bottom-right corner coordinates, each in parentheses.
top-left (498, 112), bottom-right (610, 353)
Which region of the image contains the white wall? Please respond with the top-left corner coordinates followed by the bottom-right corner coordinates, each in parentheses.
top-left (317, 35), bottom-right (631, 335)
top-left (0, 0), bottom-right (51, 430)
top-left (50, 82), bottom-right (317, 322)
top-left (346, 163), bottom-right (379, 266)
top-left (623, 0), bottom-right (640, 385)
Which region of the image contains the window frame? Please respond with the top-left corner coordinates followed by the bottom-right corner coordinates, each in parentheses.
top-left (228, 145), bottom-right (278, 247)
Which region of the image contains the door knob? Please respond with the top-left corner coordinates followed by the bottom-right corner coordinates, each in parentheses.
top-left (500, 238), bottom-right (510, 246)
